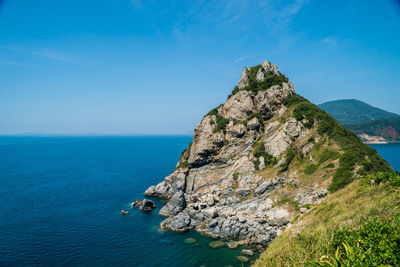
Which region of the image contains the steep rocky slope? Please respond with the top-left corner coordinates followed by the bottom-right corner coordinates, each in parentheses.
top-left (144, 60), bottom-right (391, 249)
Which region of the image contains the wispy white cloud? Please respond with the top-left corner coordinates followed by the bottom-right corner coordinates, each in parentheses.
top-left (30, 49), bottom-right (73, 62)
top-left (321, 36), bottom-right (338, 47)
top-left (256, 0), bottom-right (309, 33)
top-left (234, 56), bottom-right (247, 63)
top-left (0, 60), bottom-right (25, 67)
top-left (0, 45), bottom-right (76, 63)
top-left (129, 0), bottom-right (309, 40)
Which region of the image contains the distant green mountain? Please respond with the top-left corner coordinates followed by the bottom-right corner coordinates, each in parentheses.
top-left (318, 99), bottom-right (399, 125)
top-left (347, 117), bottom-right (400, 142)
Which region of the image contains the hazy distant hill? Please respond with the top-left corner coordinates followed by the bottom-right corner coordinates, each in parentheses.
top-left (347, 117), bottom-right (400, 142)
top-left (318, 99), bottom-right (399, 125)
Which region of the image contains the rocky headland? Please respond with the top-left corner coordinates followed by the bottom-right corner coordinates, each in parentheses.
top-left (143, 59), bottom-right (391, 249)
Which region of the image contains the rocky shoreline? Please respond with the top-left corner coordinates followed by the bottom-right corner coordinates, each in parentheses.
top-left (144, 60), bottom-right (330, 248)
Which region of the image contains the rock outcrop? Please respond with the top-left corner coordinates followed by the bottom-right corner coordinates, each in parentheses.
top-left (143, 59), bottom-right (356, 247)
top-left (131, 198), bottom-right (156, 211)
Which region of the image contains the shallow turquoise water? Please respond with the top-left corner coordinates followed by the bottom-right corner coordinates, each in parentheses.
top-left (0, 136), bottom-right (257, 266)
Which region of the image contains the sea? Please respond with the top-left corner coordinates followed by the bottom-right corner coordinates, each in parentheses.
top-left (0, 136), bottom-right (398, 267)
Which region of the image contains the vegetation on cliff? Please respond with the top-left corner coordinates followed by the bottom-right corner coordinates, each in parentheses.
top-left (255, 172), bottom-right (400, 267)
top-left (229, 64), bottom-right (289, 98)
top-left (176, 142), bottom-right (192, 169)
top-left (284, 94), bottom-right (391, 192)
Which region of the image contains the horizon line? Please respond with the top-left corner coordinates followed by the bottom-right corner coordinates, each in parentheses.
top-left (0, 133), bottom-right (193, 137)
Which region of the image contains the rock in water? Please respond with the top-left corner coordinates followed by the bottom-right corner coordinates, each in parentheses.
top-left (143, 58), bottom-right (391, 248)
top-left (120, 209), bottom-right (130, 215)
top-left (138, 199), bottom-right (156, 211)
top-left (227, 241), bottom-right (239, 249)
top-left (131, 197), bottom-right (141, 207)
top-left (142, 199), bottom-right (156, 210)
top-left (209, 240), bottom-right (226, 249)
top-left (236, 256), bottom-right (250, 263)
top-left (184, 238), bottom-right (197, 244)
top-left (241, 249), bottom-right (254, 256)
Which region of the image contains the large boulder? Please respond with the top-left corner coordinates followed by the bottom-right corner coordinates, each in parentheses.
top-left (266, 208), bottom-right (290, 226)
top-left (139, 199), bottom-right (156, 211)
top-left (161, 212), bottom-right (191, 231)
top-left (226, 121), bottom-right (246, 138)
top-left (188, 115), bottom-right (224, 166)
top-left (263, 121), bottom-right (292, 157)
top-left (284, 118), bottom-right (302, 137)
top-left (220, 90), bottom-right (256, 120)
top-left (159, 191), bottom-right (186, 217)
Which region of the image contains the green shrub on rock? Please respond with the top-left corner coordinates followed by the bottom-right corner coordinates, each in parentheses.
top-left (176, 142), bottom-right (192, 169)
top-left (228, 65), bottom-right (289, 98)
top-left (252, 141), bottom-right (277, 170)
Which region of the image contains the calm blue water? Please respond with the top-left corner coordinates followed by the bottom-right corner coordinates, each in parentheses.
top-left (0, 137), bottom-right (398, 266)
top-left (0, 136), bottom-right (257, 267)
top-left (370, 143), bottom-right (400, 172)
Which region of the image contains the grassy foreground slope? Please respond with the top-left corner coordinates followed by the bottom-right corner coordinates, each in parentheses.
top-left (254, 173), bottom-right (400, 267)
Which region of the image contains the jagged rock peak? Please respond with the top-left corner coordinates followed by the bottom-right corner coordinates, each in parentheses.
top-left (238, 59), bottom-right (282, 88)
top-left (261, 59), bottom-right (280, 75)
top-left (238, 67), bottom-right (249, 89)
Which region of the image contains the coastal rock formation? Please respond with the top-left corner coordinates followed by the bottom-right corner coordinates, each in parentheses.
top-left (159, 191), bottom-right (186, 216)
top-left (131, 198), bottom-right (156, 211)
top-left (144, 59), bottom-right (390, 247)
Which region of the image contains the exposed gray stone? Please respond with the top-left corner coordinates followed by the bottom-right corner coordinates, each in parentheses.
top-left (256, 68), bottom-right (265, 81)
top-left (241, 249), bottom-right (254, 256)
top-left (209, 219), bottom-right (218, 228)
top-left (159, 191), bottom-right (186, 217)
top-left (238, 67), bottom-right (249, 89)
top-left (139, 199), bottom-right (156, 211)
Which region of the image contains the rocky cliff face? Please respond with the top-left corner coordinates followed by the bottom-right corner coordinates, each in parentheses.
top-left (143, 59), bottom-right (390, 248)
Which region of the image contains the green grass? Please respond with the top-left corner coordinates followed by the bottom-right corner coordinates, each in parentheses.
top-left (275, 196), bottom-right (301, 212)
top-left (254, 178), bottom-right (400, 267)
top-left (323, 163), bottom-right (335, 169)
top-left (318, 150), bottom-right (340, 164)
top-left (304, 164), bottom-right (318, 175)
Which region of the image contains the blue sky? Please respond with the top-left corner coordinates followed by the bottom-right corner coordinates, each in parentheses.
top-left (1, 0), bottom-right (400, 135)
